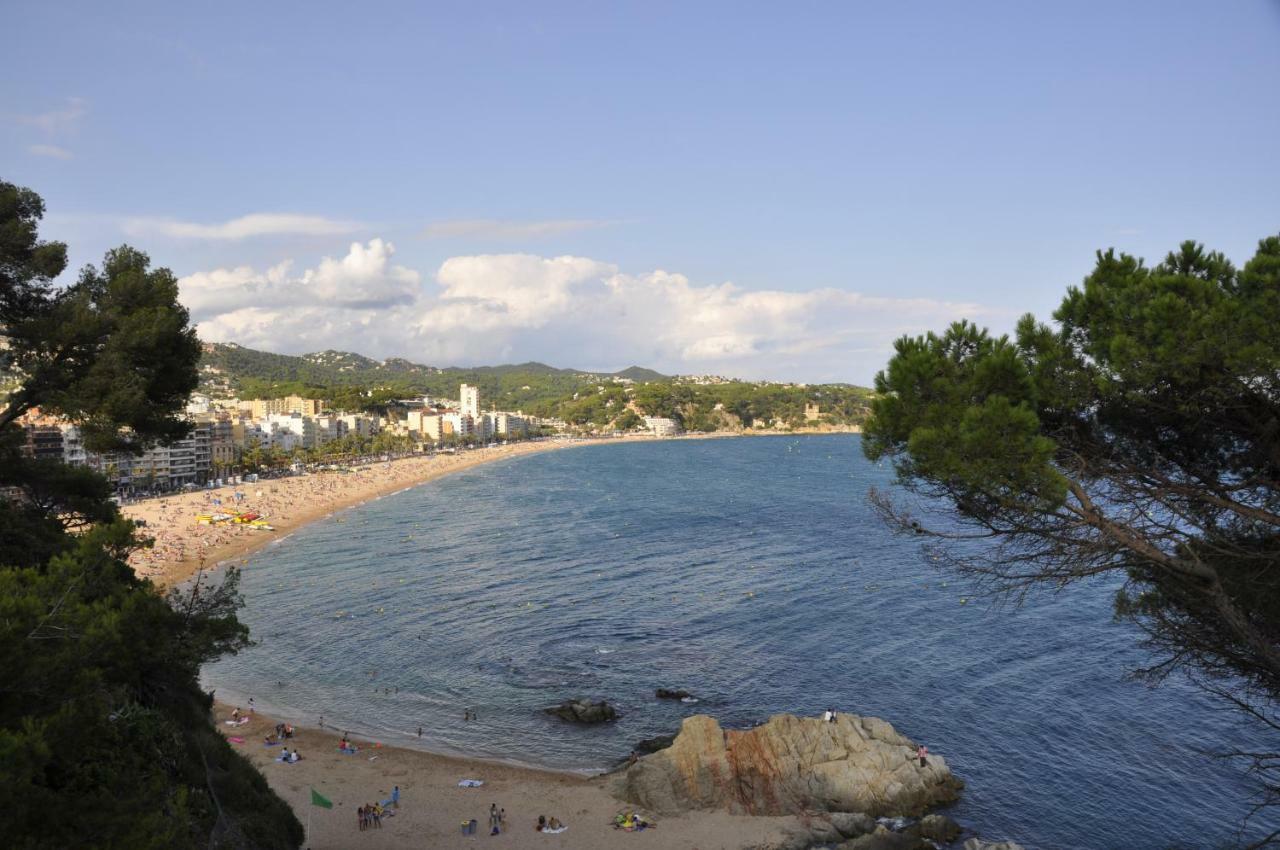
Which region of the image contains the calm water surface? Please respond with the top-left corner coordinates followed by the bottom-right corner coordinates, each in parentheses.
top-left (204, 435), bottom-right (1264, 849)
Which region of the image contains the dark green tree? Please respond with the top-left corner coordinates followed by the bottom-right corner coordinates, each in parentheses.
top-left (0, 180), bottom-right (302, 849)
top-left (864, 236), bottom-right (1280, 841)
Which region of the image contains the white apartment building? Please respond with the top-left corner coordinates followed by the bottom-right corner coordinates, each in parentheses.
top-left (59, 423), bottom-right (87, 466)
top-left (460, 383), bottom-right (480, 418)
top-left (443, 411), bottom-right (473, 439)
top-left (337, 413), bottom-right (378, 438)
top-left (644, 416), bottom-right (680, 438)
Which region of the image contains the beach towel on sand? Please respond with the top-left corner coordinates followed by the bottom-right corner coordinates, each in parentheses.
top-left (228, 737), bottom-right (245, 744)
top-left (457, 779), bottom-right (484, 788)
top-left (542, 826), bottom-right (568, 834)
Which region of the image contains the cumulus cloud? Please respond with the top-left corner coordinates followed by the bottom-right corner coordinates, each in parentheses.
top-left (181, 239), bottom-right (418, 329)
top-left (421, 219), bottom-right (610, 241)
top-left (28, 144), bottom-right (73, 160)
top-left (123, 213), bottom-right (363, 240)
top-left (182, 245), bottom-right (1002, 382)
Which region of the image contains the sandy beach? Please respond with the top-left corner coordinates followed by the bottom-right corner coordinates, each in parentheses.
top-left (122, 440), bottom-right (576, 588)
top-left (215, 703), bottom-right (794, 850)
top-left (153, 433), bottom-right (815, 848)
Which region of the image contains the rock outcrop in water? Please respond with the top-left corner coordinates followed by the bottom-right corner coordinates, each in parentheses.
top-left (655, 688), bottom-right (694, 700)
top-left (614, 713), bottom-right (962, 817)
top-left (543, 699), bottom-right (617, 723)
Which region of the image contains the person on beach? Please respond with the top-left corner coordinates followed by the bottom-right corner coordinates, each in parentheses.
top-left (829, 707), bottom-right (837, 723)
top-left (391, 786), bottom-right (400, 808)
top-left (231, 707), bottom-right (240, 721)
top-left (917, 744), bottom-right (928, 767)
top-left (536, 815), bottom-right (546, 832)
top-left (821, 708), bottom-right (832, 722)
top-left (248, 697), bottom-right (254, 714)
top-left (489, 803), bottom-right (501, 834)
top-left (417, 726), bottom-right (423, 737)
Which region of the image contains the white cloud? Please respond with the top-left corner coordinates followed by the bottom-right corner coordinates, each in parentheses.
top-left (421, 219), bottom-right (610, 241)
top-left (181, 245), bottom-right (1002, 382)
top-left (28, 144), bottom-right (73, 160)
top-left (123, 213), bottom-right (363, 240)
top-left (180, 239), bottom-right (418, 326)
top-left (15, 97), bottom-right (86, 134)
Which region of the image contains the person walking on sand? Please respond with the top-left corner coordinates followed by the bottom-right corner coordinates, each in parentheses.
top-left (917, 744), bottom-right (928, 767)
top-left (489, 803), bottom-right (501, 834)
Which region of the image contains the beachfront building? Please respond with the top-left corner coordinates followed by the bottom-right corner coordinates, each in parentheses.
top-left (494, 412), bottom-right (527, 437)
top-left (250, 395), bottom-right (326, 418)
top-left (460, 383), bottom-right (480, 419)
top-left (443, 411), bottom-right (472, 440)
top-left (644, 416), bottom-right (680, 437)
top-left (337, 413), bottom-right (378, 438)
top-left (59, 423), bottom-right (87, 466)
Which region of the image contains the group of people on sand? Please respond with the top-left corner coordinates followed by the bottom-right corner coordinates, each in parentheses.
top-left (535, 815), bottom-right (566, 833)
top-left (264, 723), bottom-right (293, 745)
top-left (357, 804), bottom-right (384, 830)
top-left (613, 811), bottom-right (650, 832)
top-left (483, 803), bottom-right (566, 836)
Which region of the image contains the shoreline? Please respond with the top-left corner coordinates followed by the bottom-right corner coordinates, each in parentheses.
top-left (123, 430), bottom-right (856, 589)
top-left (181, 432), bottom-right (852, 847)
top-left (212, 700), bottom-right (797, 850)
top-left (123, 439), bottom-right (577, 588)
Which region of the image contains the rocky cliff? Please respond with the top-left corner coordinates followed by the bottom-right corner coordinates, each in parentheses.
top-left (613, 713), bottom-right (962, 817)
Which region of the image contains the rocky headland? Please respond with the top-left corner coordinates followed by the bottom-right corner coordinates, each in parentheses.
top-left (609, 711), bottom-right (1016, 850)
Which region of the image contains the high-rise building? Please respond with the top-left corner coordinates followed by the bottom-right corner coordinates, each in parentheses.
top-left (459, 384), bottom-right (480, 419)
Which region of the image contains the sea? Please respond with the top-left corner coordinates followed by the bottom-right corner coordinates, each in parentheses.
top-left (203, 435), bottom-right (1268, 849)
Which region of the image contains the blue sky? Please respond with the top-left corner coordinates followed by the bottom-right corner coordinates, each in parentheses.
top-left (5, 1), bottom-right (1279, 383)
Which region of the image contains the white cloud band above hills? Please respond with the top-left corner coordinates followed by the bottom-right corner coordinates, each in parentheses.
top-left (180, 239), bottom-right (999, 383)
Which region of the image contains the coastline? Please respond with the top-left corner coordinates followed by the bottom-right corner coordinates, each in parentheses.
top-left (123, 439), bottom-right (577, 588)
top-left (212, 701), bottom-right (796, 850)
top-left (123, 430), bottom-right (855, 589)
top-left (176, 432), bottom-right (852, 848)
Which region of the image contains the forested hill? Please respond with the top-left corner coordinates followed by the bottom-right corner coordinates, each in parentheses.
top-left (198, 341), bottom-right (874, 429)
top-left (198, 342), bottom-right (668, 408)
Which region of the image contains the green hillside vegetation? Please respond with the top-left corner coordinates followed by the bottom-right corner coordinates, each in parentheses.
top-left (1, 180), bottom-right (302, 849)
top-left (199, 343), bottom-right (873, 431)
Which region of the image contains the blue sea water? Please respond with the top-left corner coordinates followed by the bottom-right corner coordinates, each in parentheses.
top-left (203, 435), bottom-right (1268, 849)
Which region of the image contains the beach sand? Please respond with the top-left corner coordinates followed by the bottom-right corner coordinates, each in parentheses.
top-left (216, 704), bottom-right (795, 849)
top-left (122, 440), bottom-right (574, 588)
top-left (146, 434), bottom-right (800, 847)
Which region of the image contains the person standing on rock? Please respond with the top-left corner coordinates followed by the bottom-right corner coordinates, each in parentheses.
top-left (917, 744), bottom-right (928, 767)
top-left (822, 708), bottom-right (832, 722)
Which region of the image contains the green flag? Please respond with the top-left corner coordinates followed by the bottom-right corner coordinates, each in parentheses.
top-left (310, 788), bottom-right (333, 809)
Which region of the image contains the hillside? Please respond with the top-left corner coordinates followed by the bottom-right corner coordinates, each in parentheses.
top-left (197, 342), bottom-right (874, 430)
top-left (197, 342), bottom-right (670, 413)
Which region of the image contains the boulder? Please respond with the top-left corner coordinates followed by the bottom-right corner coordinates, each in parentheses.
top-left (656, 688), bottom-right (694, 700)
top-left (542, 699), bottom-right (617, 723)
top-left (837, 830), bottom-right (928, 850)
top-left (634, 733), bottom-right (676, 756)
top-left (919, 813), bottom-right (961, 843)
top-left (614, 713), bottom-right (963, 817)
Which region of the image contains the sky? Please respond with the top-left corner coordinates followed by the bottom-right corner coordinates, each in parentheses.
top-left (4, 1), bottom-right (1279, 384)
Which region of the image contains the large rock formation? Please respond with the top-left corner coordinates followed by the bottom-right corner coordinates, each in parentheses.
top-left (614, 713), bottom-right (962, 817)
top-left (543, 699), bottom-right (617, 723)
